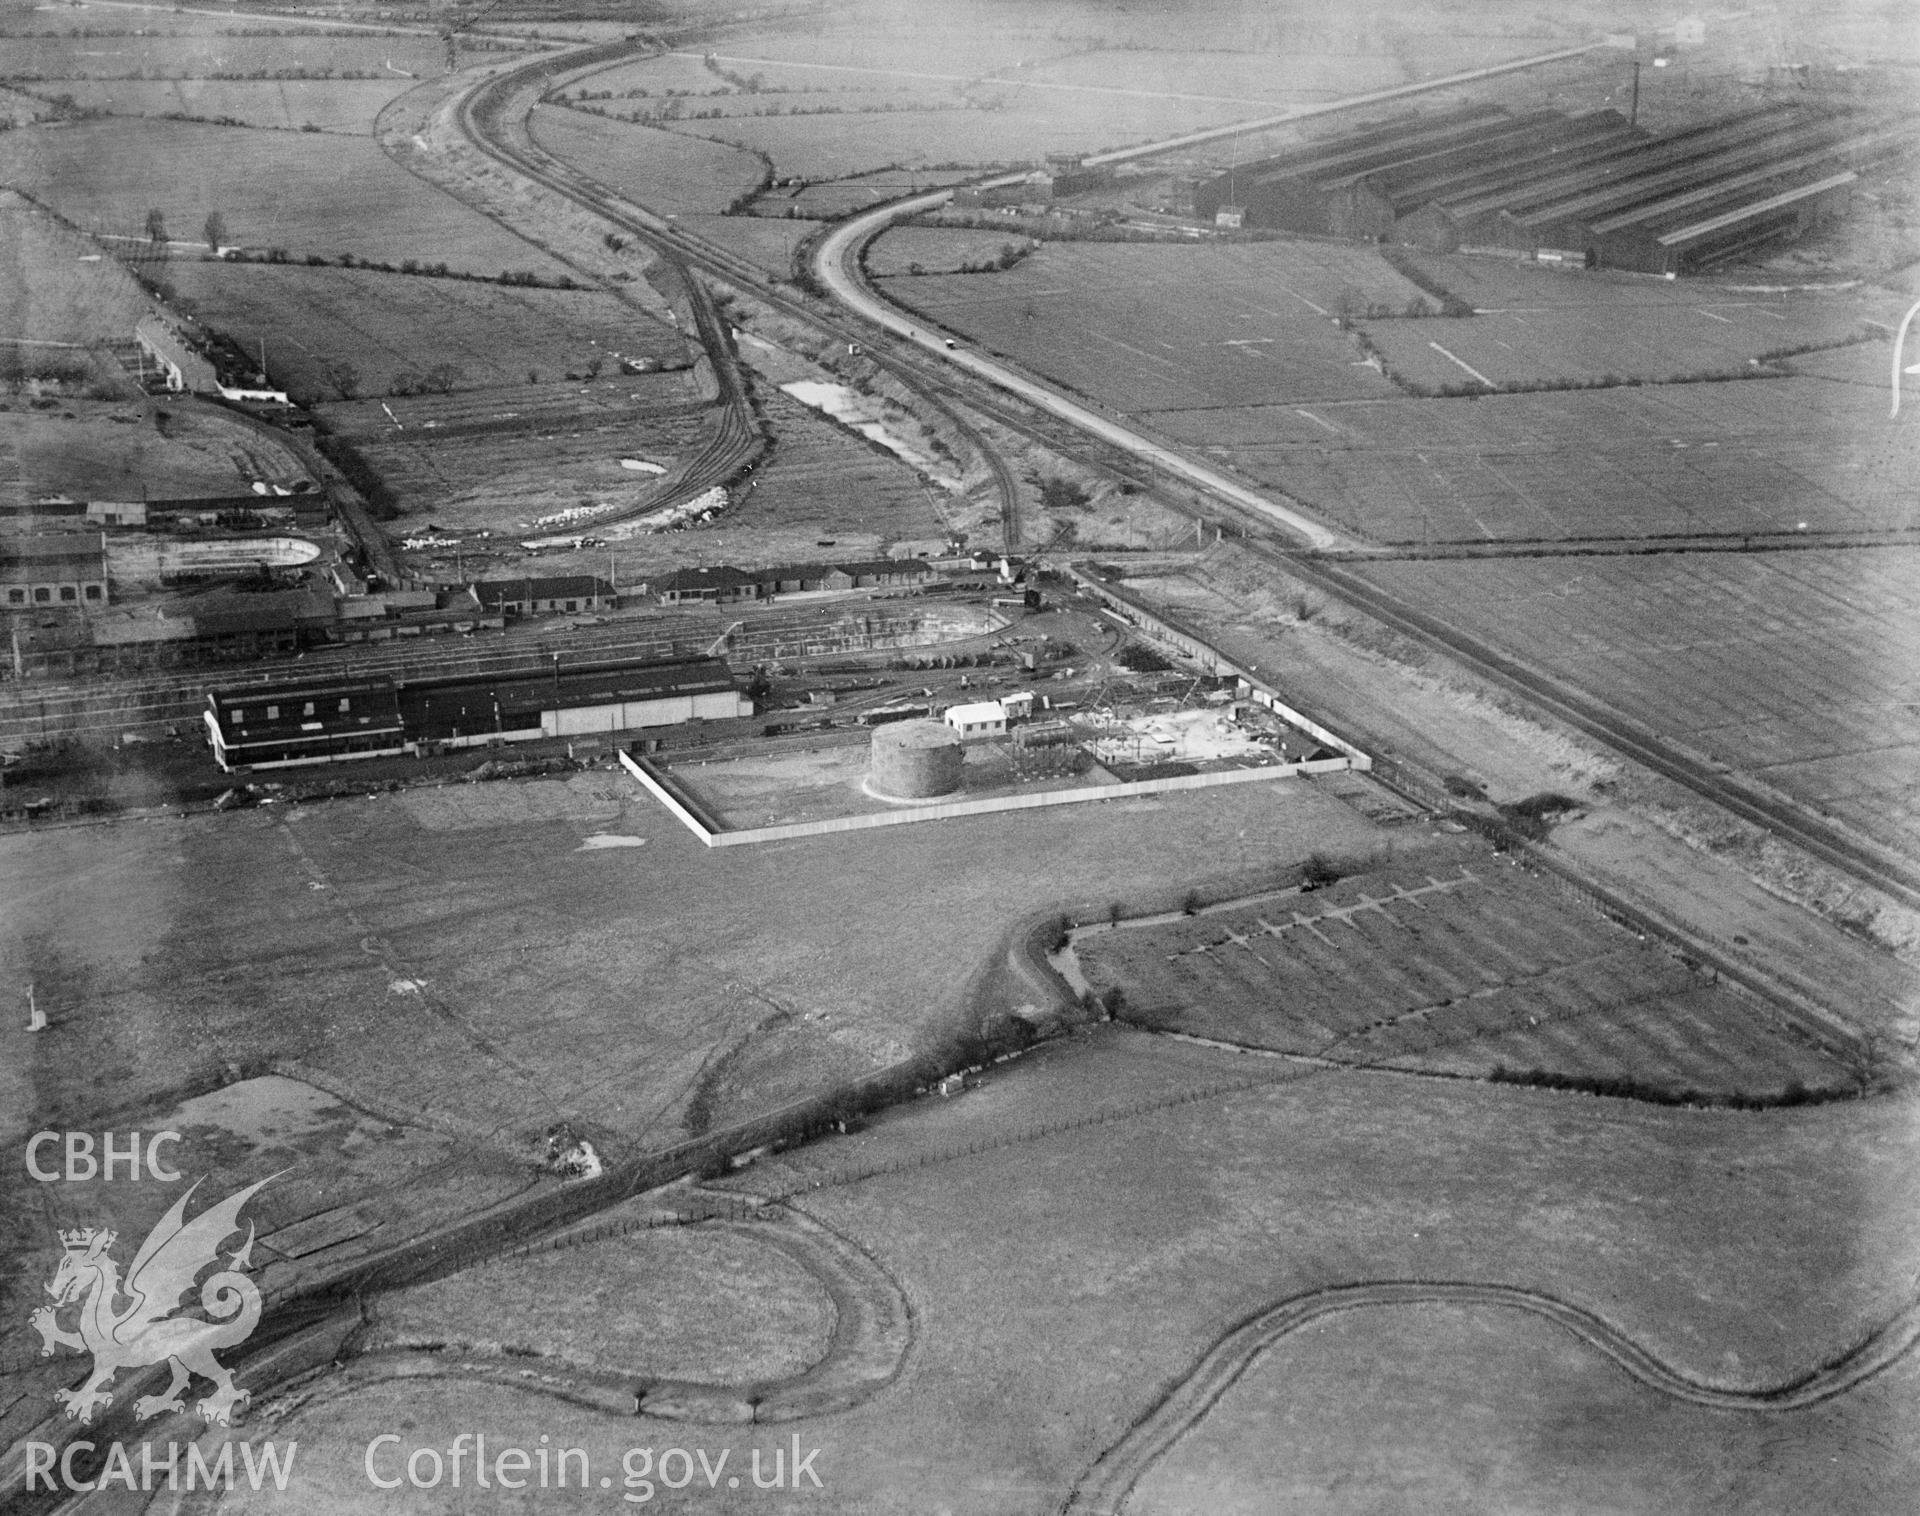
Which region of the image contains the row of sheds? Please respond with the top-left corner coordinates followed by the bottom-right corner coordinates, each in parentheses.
top-left (203, 655), bottom-right (750, 770)
top-left (1193, 102), bottom-right (1913, 274)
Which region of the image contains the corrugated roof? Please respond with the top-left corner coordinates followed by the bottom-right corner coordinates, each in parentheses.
top-left (1441, 105), bottom-right (1797, 221)
top-left (473, 574), bottom-right (613, 605)
top-left (1657, 170), bottom-right (1857, 246)
top-left (1588, 122), bottom-right (1913, 234)
top-left (1512, 113), bottom-right (1849, 229)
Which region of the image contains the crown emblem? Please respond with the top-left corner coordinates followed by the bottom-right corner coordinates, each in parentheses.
top-left (60, 1228), bottom-right (111, 1252)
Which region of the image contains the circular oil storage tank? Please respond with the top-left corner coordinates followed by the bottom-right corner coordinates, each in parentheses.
top-left (870, 719), bottom-right (964, 799)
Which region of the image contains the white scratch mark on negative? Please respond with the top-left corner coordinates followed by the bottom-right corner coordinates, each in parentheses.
top-left (578, 833), bottom-right (648, 850)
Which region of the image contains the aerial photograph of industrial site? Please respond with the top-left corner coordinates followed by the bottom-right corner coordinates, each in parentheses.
top-left (2, 0), bottom-right (1917, 1509)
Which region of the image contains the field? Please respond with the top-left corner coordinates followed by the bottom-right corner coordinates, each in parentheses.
top-left (230, 1024), bottom-right (1920, 1513)
top-left (0, 118), bottom-right (576, 276)
top-left (1074, 837), bottom-right (1848, 1097)
top-left (773, 168), bottom-right (977, 221)
top-left (1132, 1304), bottom-right (1920, 1516)
top-left (881, 241), bottom-right (1419, 411)
top-left (1150, 372), bottom-right (1920, 542)
top-left (1359, 288), bottom-right (1888, 393)
top-left (0, 31), bottom-right (478, 82)
top-left (0, 763), bottom-right (1394, 1435)
top-left (0, 399), bottom-right (308, 502)
top-left (162, 261), bottom-right (687, 402)
top-left (369, 1221), bottom-right (835, 1383)
top-left (866, 225), bottom-right (1037, 276)
top-left (525, 104), bottom-right (771, 217)
top-left (676, 210), bottom-right (822, 276)
top-left (32, 77), bottom-right (419, 133)
top-left (1352, 550), bottom-right (1920, 864)
top-left (0, 190), bottom-right (149, 346)
top-left (314, 383), bottom-right (714, 560)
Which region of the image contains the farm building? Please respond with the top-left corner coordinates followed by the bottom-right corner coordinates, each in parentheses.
top-left (205, 655), bottom-right (751, 770)
top-left (473, 574), bottom-right (616, 617)
top-left (944, 700), bottom-right (1007, 738)
top-left (1, 532), bottom-right (108, 608)
top-left (1191, 101), bottom-right (1912, 272)
top-left (654, 558), bottom-right (932, 606)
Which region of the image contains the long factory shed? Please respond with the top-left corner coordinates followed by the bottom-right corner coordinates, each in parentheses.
top-left (1189, 98), bottom-right (1910, 273)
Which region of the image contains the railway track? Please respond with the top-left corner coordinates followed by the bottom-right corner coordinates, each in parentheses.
top-left (452, 45), bottom-right (764, 524)
top-left (1279, 547), bottom-right (1920, 915)
top-left (788, 119), bottom-right (1920, 919)
top-left (448, 44), bottom-right (1024, 553)
top-left (1062, 1278), bottom-right (1920, 1515)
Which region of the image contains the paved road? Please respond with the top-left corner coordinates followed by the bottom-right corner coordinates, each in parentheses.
top-left (811, 39), bottom-right (1611, 554)
top-left (814, 205), bottom-right (1357, 553)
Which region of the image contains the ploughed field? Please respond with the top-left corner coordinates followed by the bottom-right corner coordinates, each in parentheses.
top-left (880, 240), bottom-right (1418, 411)
top-left (1358, 289), bottom-right (1885, 393)
top-left (1074, 840), bottom-right (1849, 1099)
top-left (1153, 372), bottom-right (1919, 542)
top-left (1350, 551), bottom-right (1920, 865)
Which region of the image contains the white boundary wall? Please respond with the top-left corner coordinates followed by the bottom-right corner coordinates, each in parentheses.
top-left (622, 748), bottom-right (1351, 848)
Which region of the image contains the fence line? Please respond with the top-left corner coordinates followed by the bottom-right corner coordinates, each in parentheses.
top-left (621, 749), bottom-right (1351, 848)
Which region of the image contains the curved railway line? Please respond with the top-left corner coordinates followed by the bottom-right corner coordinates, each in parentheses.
top-left (1280, 546), bottom-right (1920, 915)
top-left (1062, 1278), bottom-right (1920, 1515)
top-left (449, 44), bottom-right (1022, 552)
top-left (797, 119), bottom-right (1920, 919)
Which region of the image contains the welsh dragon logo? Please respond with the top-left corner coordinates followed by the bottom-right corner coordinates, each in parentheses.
top-left (30, 1175), bottom-right (275, 1427)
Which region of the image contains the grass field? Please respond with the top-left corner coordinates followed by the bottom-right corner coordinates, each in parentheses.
top-left (1352, 550), bottom-right (1920, 864)
top-left (1, 32), bottom-right (482, 81)
top-left (1, 400), bottom-right (307, 501)
top-left (1359, 294), bottom-right (1884, 393)
top-left (677, 211), bottom-right (821, 276)
top-left (526, 104), bottom-right (771, 217)
top-left (369, 1222), bottom-right (834, 1383)
top-left (883, 241), bottom-right (1417, 411)
top-left (1074, 838), bottom-right (1848, 1098)
top-left (775, 168), bottom-right (976, 221)
top-left (1149, 374), bottom-right (1920, 542)
top-left (37, 77), bottom-right (419, 133)
top-left (867, 226), bottom-right (1037, 276)
top-left (1133, 1304), bottom-right (1920, 1516)
top-left (0, 190), bottom-right (149, 346)
top-left (182, 1022), bottom-right (1920, 1513)
top-left (0, 118), bottom-right (575, 276)
top-left (0, 756), bottom-right (1384, 1177)
top-left (162, 261), bottom-right (685, 401)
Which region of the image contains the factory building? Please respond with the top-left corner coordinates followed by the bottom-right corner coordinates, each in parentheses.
top-left (472, 574), bottom-right (617, 617)
top-left (654, 558), bottom-right (933, 606)
top-left (1, 533), bottom-right (109, 608)
top-left (1189, 101), bottom-right (1911, 273)
top-left (205, 656), bottom-right (751, 770)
